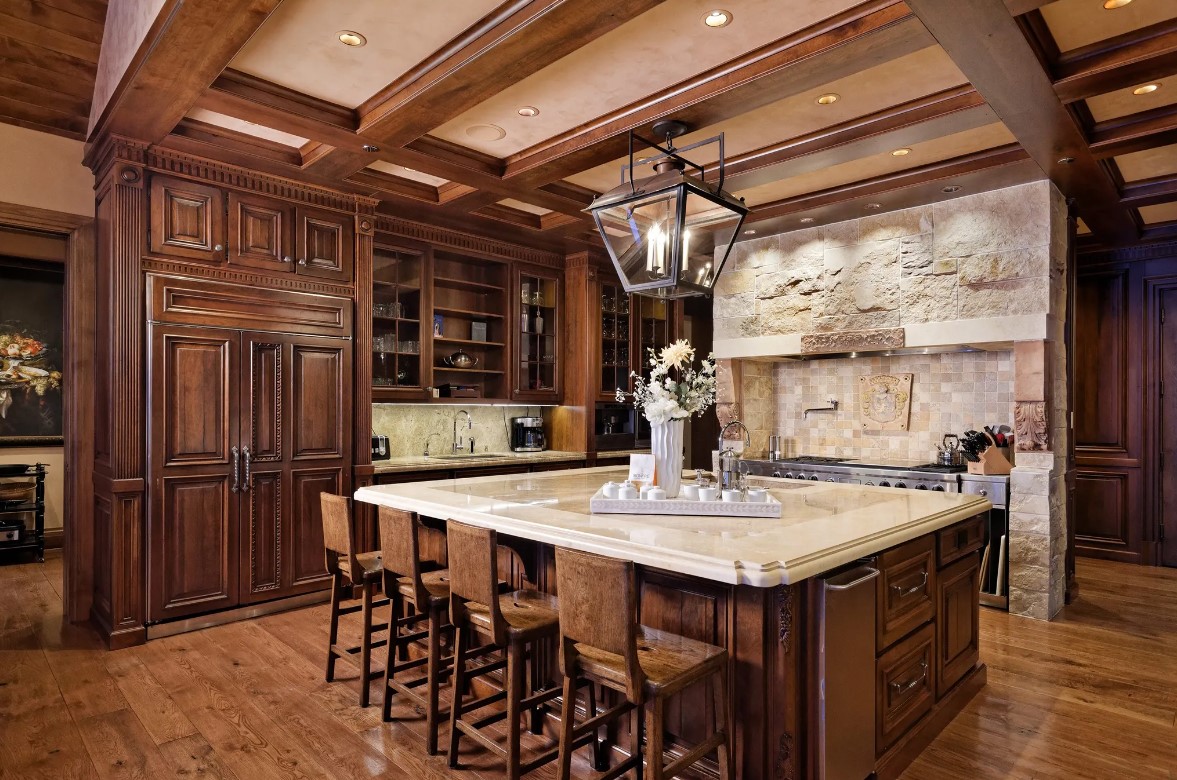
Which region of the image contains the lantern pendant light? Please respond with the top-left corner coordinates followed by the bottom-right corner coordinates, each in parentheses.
top-left (586, 120), bottom-right (748, 299)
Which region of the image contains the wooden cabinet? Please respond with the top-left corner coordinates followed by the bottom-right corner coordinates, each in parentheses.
top-left (876, 623), bottom-right (936, 753)
top-left (598, 281), bottom-right (632, 401)
top-left (228, 191), bottom-right (292, 271)
top-left (372, 247), bottom-right (425, 398)
top-left (150, 175), bottom-right (225, 263)
top-left (876, 534), bottom-right (936, 649)
top-left (295, 205), bottom-right (354, 281)
top-left (513, 264), bottom-right (560, 402)
top-left (148, 319), bottom-right (351, 622)
top-left (430, 251), bottom-right (508, 399)
top-left (936, 555), bottom-right (980, 697)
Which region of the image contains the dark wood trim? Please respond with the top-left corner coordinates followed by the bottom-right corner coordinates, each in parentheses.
top-left (0, 201), bottom-right (93, 622)
top-left (1053, 18), bottom-right (1177, 105)
top-left (170, 118), bottom-right (304, 168)
top-left (1003, 0), bottom-right (1052, 15)
top-left (88, 0), bottom-right (282, 143)
top-left (1121, 175), bottom-right (1177, 208)
top-left (503, 2), bottom-right (932, 183)
top-left (1089, 104), bottom-right (1177, 160)
top-left (906, 0), bottom-right (1138, 245)
top-left (1142, 220), bottom-right (1177, 244)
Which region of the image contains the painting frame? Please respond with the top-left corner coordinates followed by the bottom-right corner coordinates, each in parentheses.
top-left (0, 256), bottom-right (65, 446)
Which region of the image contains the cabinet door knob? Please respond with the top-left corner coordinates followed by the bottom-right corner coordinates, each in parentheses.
top-left (214, 244), bottom-right (224, 252)
top-left (282, 255), bottom-right (293, 263)
top-left (297, 258), bottom-right (308, 265)
top-left (979, 489), bottom-right (988, 497)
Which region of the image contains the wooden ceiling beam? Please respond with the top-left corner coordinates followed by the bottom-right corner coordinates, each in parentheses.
top-left (1089, 104), bottom-right (1177, 159)
top-left (171, 118), bottom-right (303, 167)
top-left (718, 86), bottom-right (994, 192)
top-left (502, 1), bottom-right (932, 185)
top-left (1003, 0), bottom-right (1052, 16)
top-left (1053, 19), bottom-right (1177, 104)
top-left (89, 0), bottom-right (283, 143)
top-left (1141, 219), bottom-right (1177, 243)
top-left (906, 0), bottom-right (1138, 244)
top-left (0, 2), bottom-right (102, 62)
top-left (301, 0), bottom-right (668, 181)
top-left (1120, 174), bottom-right (1177, 209)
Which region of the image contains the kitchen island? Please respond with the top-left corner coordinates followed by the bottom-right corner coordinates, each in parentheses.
top-left (356, 467), bottom-right (991, 780)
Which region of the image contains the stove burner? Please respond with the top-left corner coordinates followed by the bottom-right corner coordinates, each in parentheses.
top-left (777, 455), bottom-right (853, 464)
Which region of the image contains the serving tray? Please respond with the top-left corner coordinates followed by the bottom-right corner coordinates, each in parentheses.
top-left (589, 488), bottom-right (782, 518)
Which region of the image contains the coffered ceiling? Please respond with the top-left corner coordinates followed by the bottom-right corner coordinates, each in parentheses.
top-left (7, 0), bottom-right (1177, 252)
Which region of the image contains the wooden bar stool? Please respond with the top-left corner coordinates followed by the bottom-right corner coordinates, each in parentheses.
top-left (446, 519), bottom-right (585, 779)
top-left (377, 506), bottom-right (453, 755)
top-left (553, 547), bottom-right (733, 780)
top-left (320, 493), bottom-right (390, 707)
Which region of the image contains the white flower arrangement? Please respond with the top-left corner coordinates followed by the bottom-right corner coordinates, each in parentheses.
top-left (616, 339), bottom-right (717, 426)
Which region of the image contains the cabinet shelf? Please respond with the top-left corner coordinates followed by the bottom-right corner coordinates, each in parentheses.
top-left (373, 316), bottom-right (419, 324)
top-left (433, 366), bottom-right (505, 375)
top-left (373, 280), bottom-right (421, 291)
top-left (434, 306), bottom-right (505, 320)
top-left (434, 337), bottom-right (505, 347)
top-left (435, 276), bottom-right (505, 292)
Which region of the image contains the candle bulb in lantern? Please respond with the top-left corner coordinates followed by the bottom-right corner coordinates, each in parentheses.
top-left (682, 229), bottom-right (691, 271)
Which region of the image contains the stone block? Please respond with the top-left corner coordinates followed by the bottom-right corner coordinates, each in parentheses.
top-left (933, 181), bottom-right (1050, 259)
top-left (811, 311), bottom-right (901, 332)
top-left (715, 316), bottom-right (761, 340)
top-left (1010, 468), bottom-right (1049, 495)
top-left (1010, 490), bottom-right (1049, 515)
top-left (729, 235), bottom-right (782, 271)
top-left (1014, 340), bottom-right (1047, 402)
top-left (778, 227), bottom-right (825, 263)
top-left (958, 277), bottom-right (1050, 319)
top-left (822, 240), bottom-right (900, 315)
top-left (821, 220), bottom-right (859, 249)
top-left (932, 258), bottom-right (958, 275)
top-left (1008, 587), bottom-right (1049, 620)
top-left (900, 233), bottom-right (934, 275)
top-left (900, 273), bottom-right (958, 324)
top-left (1008, 533), bottom-right (1049, 568)
top-left (860, 206), bottom-right (933, 242)
top-left (1009, 510), bottom-right (1051, 535)
top-left (755, 266), bottom-right (823, 299)
top-left (1009, 562), bottom-right (1050, 593)
top-left (1014, 452), bottom-right (1054, 470)
top-left (957, 246), bottom-right (1050, 285)
top-left (801, 328), bottom-right (904, 355)
top-left (714, 294), bottom-right (755, 319)
top-left (713, 268), bottom-right (758, 297)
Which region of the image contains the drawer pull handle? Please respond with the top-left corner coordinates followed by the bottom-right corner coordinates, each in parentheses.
top-left (891, 661), bottom-right (928, 695)
top-left (891, 570), bottom-right (928, 597)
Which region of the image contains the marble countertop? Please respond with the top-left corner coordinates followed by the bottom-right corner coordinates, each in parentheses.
top-left (372, 450), bottom-right (587, 474)
top-left (355, 466), bottom-right (991, 586)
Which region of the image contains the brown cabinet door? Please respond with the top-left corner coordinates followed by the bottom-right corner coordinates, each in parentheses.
top-left (238, 333), bottom-right (351, 602)
top-left (295, 206), bottom-right (354, 282)
top-left (148, 326), bottom-right (240, 622)
top-left (876, 534), bottom-right (936, 650)
top-left (936, 554), bottom-right (980, 698)
top-left (876, 623), bottom-right (936, 754)
top-left (150, 175), bottom-right (225, 263)
top-left (228, 192), bottom-right (294, 273)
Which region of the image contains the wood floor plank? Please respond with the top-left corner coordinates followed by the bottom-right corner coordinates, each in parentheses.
top-left (75, 707), bottom-right (178, 780)
top-left (0, 698), bottom-right (102, 779)
top-left (104, 650), bottom-right (199, 745)
top-left (156, 733), bottom-right (241, 780)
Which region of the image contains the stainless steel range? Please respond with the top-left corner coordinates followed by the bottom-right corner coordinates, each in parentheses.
top-left (739, 455), bottom-right (964, 492)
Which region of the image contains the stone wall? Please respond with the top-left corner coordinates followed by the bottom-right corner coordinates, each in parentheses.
top-left (373, 404), bottom-right (550, 458)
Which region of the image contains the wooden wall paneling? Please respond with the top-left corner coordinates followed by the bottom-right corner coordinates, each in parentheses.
top-left (548, 254), bottom-right (598, 454)
top-left (147, 274), bottom-right (352, 336)
top-left (1074, 469), bottom-right (1139, 557)
top-left (227, 190), bottom-right (293, 271)
top-left (148, 174), bottom-right (226, 263)
top-left (1162, 286), bottom-right (1177, 565)
top-left (1074, 268), bottom-right (1130, 452)
top-left (353, 213), bottom-right (375, 551)
top-left (240, 337), bottom-right (283, 603)
top-left (294, 205), bottom-right (354, 282)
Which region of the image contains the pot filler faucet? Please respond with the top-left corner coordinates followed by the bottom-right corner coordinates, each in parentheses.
top-left (717, 420), bottom-right (751, 490)
top-left (453, 409), bottom-right (473, 454)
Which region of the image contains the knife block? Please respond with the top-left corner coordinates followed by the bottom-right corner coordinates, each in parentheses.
top-left (967, 434), bottom-right (1012, 475)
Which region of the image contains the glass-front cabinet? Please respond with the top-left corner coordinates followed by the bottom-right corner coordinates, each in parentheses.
top-left (431, 251), bottom-right (508, 400)
top-left (513, 265), bottom-right (560, 402)
top-left (372, 247), bottom-right (424, 397)
top-left (635, 295), bottom-right (675, 445)
top-left (599, 282), bottom-right (632, 401)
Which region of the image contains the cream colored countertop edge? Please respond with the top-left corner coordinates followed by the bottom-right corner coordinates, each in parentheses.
top-left (355, 467), bottom-right (991, 587)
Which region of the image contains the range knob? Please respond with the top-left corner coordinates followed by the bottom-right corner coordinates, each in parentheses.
top-left (865, 481), bottom-right (875, 486)
top-left (879, 481), bottom-right (891, 488)
top-left (933, 485), bottom-right (946, 492)
top-left (826, 478), bottom-right (836, 483)
top-left (771, 471), bottom-right (782, 478)
top-left (895, 482), bottom-right (907, 489)
top-left (784, 473), bottom-right (794, 480)
top-left (916, 484), bottom-right (928, 490)
top-left (809, 475), bottom-right (819, 481)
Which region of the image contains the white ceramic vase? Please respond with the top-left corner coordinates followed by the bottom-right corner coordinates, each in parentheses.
top-left (650, 418), bottom-right (685, 498)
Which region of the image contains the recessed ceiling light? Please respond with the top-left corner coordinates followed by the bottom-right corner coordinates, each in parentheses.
top-left (337, 30), bottom-right (366, 47)
top-left (816, 93), bottom-right (840, 105)
top-left (1103, 0), bottom-right (1132, 8)
top-left (1057, 156), bottom-right (1075, 164)
top-left (1133, 83), bottom-right (1161, 95)
top-left (891, 148), bottom-right (911, 157)
top-left (864, 203), bottom-right (882, 210)
top-left (800, 217), bottom-right (815, 224)
top-left (362, 144), bottom-right (379, 152)
top-left (942, 185), bottom-right (962, 193)
top-left (465, 124), bottom-right (506, 142)
top-left (744, 229), bottom-right (757, 235)
top-left (703, 9), bottom-right (732, 27)
top-left (518, 106), bottom-right (540, 117)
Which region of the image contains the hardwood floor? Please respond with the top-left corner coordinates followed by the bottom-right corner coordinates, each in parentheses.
top-left (1, 555), bottom-right (1175, 779)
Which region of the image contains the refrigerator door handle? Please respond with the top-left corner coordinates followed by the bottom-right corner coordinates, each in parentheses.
top-left (824, 567), bottom-right (879, 591)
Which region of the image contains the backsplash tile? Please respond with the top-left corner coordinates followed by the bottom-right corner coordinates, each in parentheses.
top-left (372, 405), bottom-right (549, 458)
top-left (771, 350), bottom-right (1014, 461)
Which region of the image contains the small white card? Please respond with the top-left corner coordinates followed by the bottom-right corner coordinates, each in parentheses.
top-left (628, 454), bottom-right (655, 485)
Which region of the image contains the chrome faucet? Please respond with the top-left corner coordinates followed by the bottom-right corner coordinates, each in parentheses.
top-left (424, 432), bottom-right (444, 457)
top-left (717, 420), bottom-right (752, 490)
top-left (453, 410), bottom-right (473, 454)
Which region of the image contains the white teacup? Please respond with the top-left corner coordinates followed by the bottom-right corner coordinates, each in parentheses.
top-left (745, 488), bottom-right (769, 503)
top-left (646, 487), bottom-right (666, 500)
top-left (697, 486), bottom-right (719, 502)
top-left (680, 484), bottom-right (699, 500)
top-left (618, 482), bottom-right (639, 500)
top-left (721, 489), bottom-right (742, 503)
top-left (602, 481), bottom-right (620, 499)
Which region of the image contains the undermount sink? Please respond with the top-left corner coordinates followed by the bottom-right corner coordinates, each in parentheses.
top-left (428, 453), bottom-right (505, 461)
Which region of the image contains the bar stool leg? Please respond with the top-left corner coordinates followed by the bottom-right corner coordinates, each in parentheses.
top-left (713, 669), bottom-right (732, 780)
top-left (527, 644), bottom-right (545, 735)
top-left (587, 681), bottom-right (608, 772)
top-left (645, 696), bottom-right (665, 780)
top-left (447, 626), bottom-right (469, 768)
top-left (555, 674), bottom-right (578, 780)
top-left (506, 640), bottom-right (525, 780)
top-left (632, 706), bottom-right (645, 780)
top-left (380, 602), bottom-right (399, 722)
top-left (425, 604), bottom-right (444, 755)
top-left (325, 572), bottom-right (342, 682)
top-left (361, 580), bottom-right (376, 707)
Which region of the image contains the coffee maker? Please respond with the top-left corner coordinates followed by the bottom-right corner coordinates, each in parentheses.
top-left (510, 416), bottom-right (545, 452)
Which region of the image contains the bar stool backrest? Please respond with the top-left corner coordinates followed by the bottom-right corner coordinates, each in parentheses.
top-left (554, 546), bottom-right (644, 703)
top-left (446, 520), bottom-right (508, 645)
top-left (378, 506), bottom-right (428, 604)
top-left (320, 493), bottom-right (358, 582)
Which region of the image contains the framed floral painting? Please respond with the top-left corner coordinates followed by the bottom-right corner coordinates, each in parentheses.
top-left (0, 258), bottom-right (64, 445)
